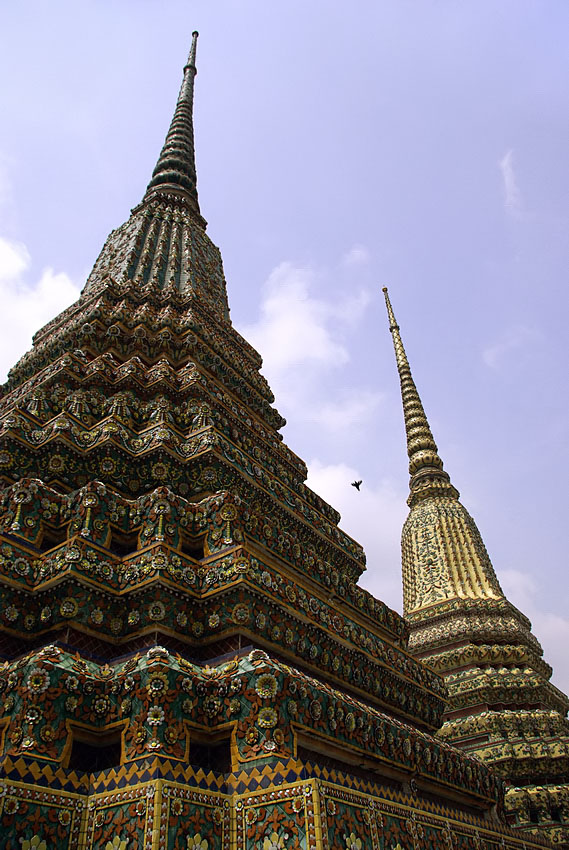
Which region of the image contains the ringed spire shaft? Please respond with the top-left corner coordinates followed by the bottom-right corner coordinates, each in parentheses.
top-left (382, 287), bottom-right (458, 506)
top-left (144, 30), bottom-right (202, 220)
top-left (384, 291), bottom-right (569, 845)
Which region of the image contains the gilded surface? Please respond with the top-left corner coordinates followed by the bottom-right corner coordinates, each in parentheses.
top-left (384, 289), bottom-right (569, 846)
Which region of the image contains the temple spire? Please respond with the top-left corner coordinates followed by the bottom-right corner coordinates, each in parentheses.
top-left (144, 31), bottom-right (203, 220)
top-left (382, 287), bottom-right (458, 506)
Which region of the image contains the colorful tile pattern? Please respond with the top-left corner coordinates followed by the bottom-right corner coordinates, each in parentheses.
top-left (0, 34), bottom-right (559, 850)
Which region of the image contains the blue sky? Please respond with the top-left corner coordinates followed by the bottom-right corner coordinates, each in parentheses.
top-left (1, 2), bottom-right (568, 693)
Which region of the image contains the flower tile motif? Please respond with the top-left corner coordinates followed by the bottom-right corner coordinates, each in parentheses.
top-left (255, 673), bottom-right (278, 699)
top-left (258, 707), bottom-right (278, 728)
top-left (147, 704), bottom-right (165, 725)
top-left (344, 832), bottom-right (363, 850)
top-left (21, 837), bottom-right (46, 850)
top-left (25, 667), bottom-right (50, 694)
top-left (262, 832), bottom-right (285, 850)
top-left (186, 834), bottom-right (208, 850)
top-left (105, 838), bottom-right (128, 850)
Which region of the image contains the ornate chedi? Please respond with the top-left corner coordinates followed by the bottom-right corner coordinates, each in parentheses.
top-left (0, 31), bottom-right (555, 850)
top-left (384, 286), bottom-right (569, 848)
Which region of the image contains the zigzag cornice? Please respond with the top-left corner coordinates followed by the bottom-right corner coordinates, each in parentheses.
top-left (4, 323), bottom-right (284, 433)
top-left (0, 646), bottom-right (500, 806)
top-left (439, 708), bottom-right (569, 741)
top-left (1, 354), bottom-right (289, 475)
top-left (32, 274), bottom-right (260, 369)
top-left (1, 351), bottom-right (307, 483)
top-left (0, 572), bottom-right (441, 730)
top-left (1, 397), bottom-right (303, 485)
top-left (1, 411), bottom-right (215, 457)
top-left (0, 414), bottom-right (359, 568)
top-left (1, 387), bottom-right (310, 500)
top-left (420, 642), bottom-right (552, 680)
top-left (27, 288), bottom-right (269, 404)
top-left (443, 667), bottom-right (568, 714)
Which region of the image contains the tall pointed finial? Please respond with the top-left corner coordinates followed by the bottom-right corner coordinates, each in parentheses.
top-left (144, 31), bottom-right (203, 220)
top-left (382, 287), bottom-right (458, 506)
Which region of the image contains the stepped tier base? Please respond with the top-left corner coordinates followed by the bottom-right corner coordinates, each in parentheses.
top-left (0, 645), bottom-right (555, 849)
top-left (0, 760), bottom-right (554, 850)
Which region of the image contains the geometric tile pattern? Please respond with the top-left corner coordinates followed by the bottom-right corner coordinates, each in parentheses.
top-left (0, 774), bottom-right (554, 849)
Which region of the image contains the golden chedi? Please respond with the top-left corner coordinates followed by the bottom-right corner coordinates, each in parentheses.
top-left (384, 286), bottom-right (569, 848)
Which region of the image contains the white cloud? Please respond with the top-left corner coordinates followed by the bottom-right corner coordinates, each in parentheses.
top-left (499, 149), bottom-right (523, 216)
top-left (239, 260), bottom-right (373, 431)
top-left (342, 244), bottom-right (371, 267)
top-left (0, 236), bottom-right (80, 381)
top-left (241, 257), bottom-right (404, 609)
top-left (499, 569), bottom-right (536, 607)
top-left (241, 262), bottom-right (350, 375)
top-left (306, 458), bottom-right (407, 612)
top-left (500, 568), bottom-right (569, 696)
top-left (311, 389), bottom-right (383, 432)
top-left (0, 237), bottom-right (30, 281)
top-left (482, 324), bottom-right (540, 368)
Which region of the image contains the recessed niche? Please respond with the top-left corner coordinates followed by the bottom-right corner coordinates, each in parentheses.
top-left (67, 727), bottom-right (123, 773)
top-left (181, 536), bottom-right (205, 561)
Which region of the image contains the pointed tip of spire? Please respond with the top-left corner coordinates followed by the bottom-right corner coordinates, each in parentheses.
top-left (382, 285), bottom-right (400, 332)
top-left (383, 286), bottom-right (458, 504)
top-left (143, 31), bottom-right (204, 222)
top-left (187, 31), bottom-right (199, 70)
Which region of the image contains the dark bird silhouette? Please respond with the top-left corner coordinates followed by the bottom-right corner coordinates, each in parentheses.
top-left (351, 480), bottom-right (362, 491)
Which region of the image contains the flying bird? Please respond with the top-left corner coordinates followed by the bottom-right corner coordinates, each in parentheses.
top-left (351, 480), bottom-right (362, 491)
